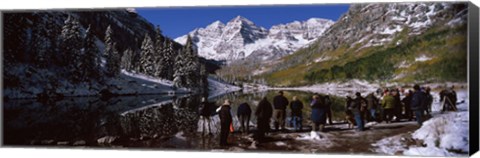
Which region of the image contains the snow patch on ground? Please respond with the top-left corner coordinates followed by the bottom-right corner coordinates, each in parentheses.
top-left (373, 89), bottom-right (469, 156)
top-left (314, 56), bottom-right (331, 63)
top-left (415, 55), bottom-right (432, 62)
top-left (274, 141), bottom-right (287, 146)
top-left (296, 131), bottom-right (328, 141)
top-left (404, 111), bottom-right (469, 156)
top-left (372, 134), bottom-right (411, 155)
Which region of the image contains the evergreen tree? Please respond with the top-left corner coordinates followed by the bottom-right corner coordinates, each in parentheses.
top-left (60, 15), bottom-right (84, 82)
top-left (152, 26), bottom-right (165, 78)
top-left (104, 25), bottom-right (121, 77)
top-left (44, 14), bottom-right (62, 66)
top-left (104, 25), bottom-right (114, 59)
top-left (30, 23), bottom-right (49, 68)
top-left (83, 25), bottom-right (101, 80)
top-left (157, 40), bottom-right (174, 79)
top-left (183, 35), bottom-right (200, 88)
top-left (165, 41), bottom-right (176, 80)
top-left (121, 48), bottom-right (134, 71)
top-left (4, 13), bottom-right (27, 64)
top-left (154, 25), bottom-right (164, 51)
top-left (173, 49), bottom-right (186, 89)
top-left (139, 33), bottom-right (155, 75)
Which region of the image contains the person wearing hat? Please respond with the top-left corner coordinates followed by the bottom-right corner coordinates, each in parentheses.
top-left (218, 99), bottom-right (232, 146)
top-left (273, 91), bottom-right (289, 131)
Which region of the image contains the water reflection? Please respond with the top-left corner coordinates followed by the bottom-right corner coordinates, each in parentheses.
top-left (4, 90), bottom-right (350, 148)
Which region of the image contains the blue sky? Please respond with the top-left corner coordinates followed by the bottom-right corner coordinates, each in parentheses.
top-left (136, 4), bottom-right (350, 38)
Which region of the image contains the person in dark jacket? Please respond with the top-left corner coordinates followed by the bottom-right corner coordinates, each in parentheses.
top-left (273, 91), bottom-right (289, 131)
top-left (352, 92), bottom-right (367, 131)
top-left (424, 87), bottom-right (433, 116)
top-left (411, 84), bottom-right (426, 125)
top-left (402, 90), bottom-right (413, 121)
top-left (237, 102), bottom-right (252, 134)
top-left (218, 99), bottom-right (232, 146)
top-left (365, 93), bottom-right (379, 122)
top-left (392, 89), bottom-right (402, 121)
top-left (440, 86), bottom-right (457, 112)
top-left (199, 97), bottom-right (213, 136)
top-left (289, 96), bottom-right (304, 131)
top-left (254, 97), bottom-right (273, 142)
top-left (324, 95), bottom-right (333, 125)
top-left (310, 95), bottom-right (326, 132)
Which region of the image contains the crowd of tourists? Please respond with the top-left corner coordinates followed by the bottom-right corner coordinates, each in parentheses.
top-left (198, 84), bottom-right (458, 147)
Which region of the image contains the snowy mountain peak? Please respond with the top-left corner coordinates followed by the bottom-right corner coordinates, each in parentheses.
top-left (229, 15), bottom-right (254, 24)
top-left (207, 20), bottom-right (225, 29)
top-left (175, 16), bottom-right (334, 62)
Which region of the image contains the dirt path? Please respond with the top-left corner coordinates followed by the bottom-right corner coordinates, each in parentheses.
top-left (220, 120), bottom-right (420, 154)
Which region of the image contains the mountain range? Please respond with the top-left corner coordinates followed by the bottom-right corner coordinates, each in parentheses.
top-left (261, 2), bottom-right (468, 86)
top-left (175, 16), bottom-right (334, 62)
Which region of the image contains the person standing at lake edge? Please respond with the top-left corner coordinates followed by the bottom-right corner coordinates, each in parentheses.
top-left (237, 102), bottom-right (252, 134)
top-left (381, 90), bottom-right (395, 124)
top-left (352, 92), bottom-right (367, 131)
top-left (217, 99), bottom-right (232, 147)
top-left (310, 95), bottom-right (327, 132)
top-left (411, 84), bottom-right (427, 126)
top-left (440, 85), bottom-right (457, 112)
top-left (254, 97), bottom-right (273, 142)
top-left (402, 90), bottom-right (414, 121)
top-left (199, 97), bottom-right (213, 136)
top-left (424, 87), bottom-right (433, 117)
top-left (391, 89), bottom-right (402, 122)
top-left (290, 96), bottom-right (304, 132)
top-left (365, 93), bottom-right (379, 122)
top-left (324, 95), bottom-right (333, 125)
top-left (273, 91), bottom-right (289, 131)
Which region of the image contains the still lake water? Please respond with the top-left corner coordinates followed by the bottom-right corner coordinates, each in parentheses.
top-left (3, 90), bottom-right (348, 148)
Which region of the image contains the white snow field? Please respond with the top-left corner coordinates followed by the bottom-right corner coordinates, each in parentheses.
top-left (373, 89), bottom-right (469, 156)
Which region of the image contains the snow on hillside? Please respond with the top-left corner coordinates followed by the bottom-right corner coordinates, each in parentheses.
top-left (372, 89), bottom-right (469, 156)
top-left (113, 70), bottom-right (189, 95)
top-left (4, 68), bottom-right (189, 99)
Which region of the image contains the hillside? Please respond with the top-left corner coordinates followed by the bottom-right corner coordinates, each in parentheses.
top-left (260, 2), bottom-right (468, 87)
top-left (3, 10), bottom-right (212, 99)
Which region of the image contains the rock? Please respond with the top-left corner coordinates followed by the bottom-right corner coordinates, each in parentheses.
top-left (57, 141), bottom-right (69, 145)
top-left (97, 136), bottom-right (118, 144)
top-left (30, 140), bottom-right (40, 145)
top-left (248, 141), bottom-right (258, 149)
top-left (73, 140), bottom-right (86, 146)
top-left (40, 140), bottom-right (55, 145)
top-left (228, 146), bottom-right (245, 151)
